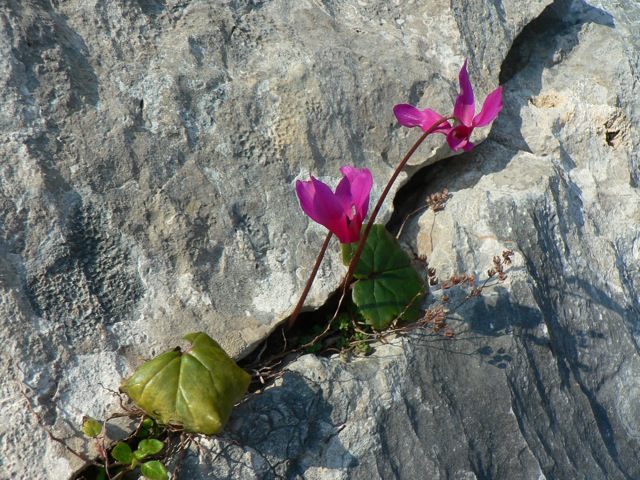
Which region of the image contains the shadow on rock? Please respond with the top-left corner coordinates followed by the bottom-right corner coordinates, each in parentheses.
top-left (181, 369), bottom-right (357, 479)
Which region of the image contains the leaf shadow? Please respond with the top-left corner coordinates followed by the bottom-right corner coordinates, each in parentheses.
top-left (183, 370), bottom-right (358, 478)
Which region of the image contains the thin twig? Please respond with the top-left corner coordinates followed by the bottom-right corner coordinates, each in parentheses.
top-left (19, 386), bottom-right (98, 465)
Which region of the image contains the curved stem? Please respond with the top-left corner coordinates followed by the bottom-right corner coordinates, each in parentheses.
top-left (288, 231), bottom-right (333, 329)
top-left (335, 115), bottom-right (457, 316)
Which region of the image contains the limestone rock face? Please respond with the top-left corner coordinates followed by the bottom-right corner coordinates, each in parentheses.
top-left (178, 1), bottom-right (640, 479)
top-left (10, 0), bottom-right (637, 478)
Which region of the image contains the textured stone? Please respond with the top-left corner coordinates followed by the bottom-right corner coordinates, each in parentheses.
top-left (10, 0), bottom-right (631, 478)
top-left (179, 0), bottom-right (640, 478)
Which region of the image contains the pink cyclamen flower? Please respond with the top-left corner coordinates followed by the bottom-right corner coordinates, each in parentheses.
top-left (296, 166), bottom-right (373, 244)
top-left (394, 60), bottom-right (503, 151)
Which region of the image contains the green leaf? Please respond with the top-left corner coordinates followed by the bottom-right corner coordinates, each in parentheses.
top-left (342, 224), bottom-right (426, 329)
top-left (138, 439), bottom-right (164, 456)
top-left (120, 332), bottom-right (251, 435)
top-left (141, 460), bottom-right (169, 480)
top-left (112, 442), bottom-right (134, 464)
top-left (134, 449), bottom-right (148, 461)
top-left (82, 417), bottom-right (102, 438)
top-left (137, 419), bottom-right (153, 438)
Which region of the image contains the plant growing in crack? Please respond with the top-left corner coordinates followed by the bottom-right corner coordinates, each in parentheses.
top-left (283, 60), bottom-right (506, 356)
top-left (81, 417), bottom-right (167, 480)
top-left (25, 59), bottom-right (506, 479)
top-left (22, 332), bottom-right (251, 479)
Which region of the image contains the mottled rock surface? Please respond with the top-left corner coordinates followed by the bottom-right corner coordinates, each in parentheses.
top-left (179, 0), bottom-right (640, 479)
top-left (4, 0), bottom-right (639, 478)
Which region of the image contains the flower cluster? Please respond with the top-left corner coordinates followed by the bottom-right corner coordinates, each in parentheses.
top-left (290, 59), bottom-right (504, 331)
top-left (296, 61), bottom-right (502, 240)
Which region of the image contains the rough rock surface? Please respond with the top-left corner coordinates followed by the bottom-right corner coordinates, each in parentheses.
top-left (176, 0), bottom-right (640, 479)
top-left (3, 0), bottom-right (638, 478)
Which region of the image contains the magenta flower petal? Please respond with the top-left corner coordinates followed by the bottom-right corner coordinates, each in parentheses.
top-left (308, 177), bottom-right (346, 225)
top-left (325, 216), bottom-right (351, 243)
top-left (334, 173), bottom-right (355, 216)
top-left (296, 167), bottom-right (373, 244)
top-left (453, 60), bottom-right (475, 126)
top-left (418, 109), bottom-right (452, 133)
top-left (296, 177), bottom-right (346, 240)
top-left (339, 166), bottom-right (373, 219)
top-left (462, 141), bottom-right (475, 152)
top-left (347, 212), bottom-right (364, 242)
top-left (295, 179), bottom-right (317, 218)
top-left (472, 86), bottom-right (503, 127)
top-left (393, 104), bottom-right (425, 128)
top-left (394, 104), bottom-right (451, 133)
top-left (446, 125), bottom-right (473, 151)
top-left (394, 60), bottom-right (502, 153)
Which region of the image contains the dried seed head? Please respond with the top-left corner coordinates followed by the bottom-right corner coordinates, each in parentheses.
top-left (426, 188), bottom-right (452, 212)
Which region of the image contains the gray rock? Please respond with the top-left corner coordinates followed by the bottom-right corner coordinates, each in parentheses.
top-left (179, 0), bottom-right (640, 479)
top-left (14, 0), bottom-right (640, 478)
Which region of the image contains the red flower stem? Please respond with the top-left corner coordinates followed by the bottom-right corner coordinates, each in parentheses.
top-left (335, 115), bottom-right (457, 315)
top-left (288, 231), bottom-right (333, 328)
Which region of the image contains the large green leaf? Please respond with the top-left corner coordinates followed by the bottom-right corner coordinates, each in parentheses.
top-left (342, 224), bottom-right (426, 329)
top-left (120, 332), bottom-right (251, 435)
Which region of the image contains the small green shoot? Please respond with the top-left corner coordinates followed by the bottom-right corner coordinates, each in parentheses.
top-left (138, 418), bottom-right (158, 438)
top-left (109, 439), bottom-right (166, 479)
top-left (82, 417), bottom-right (102, 438)
top-left (78, 415), bottom-right (171, 480)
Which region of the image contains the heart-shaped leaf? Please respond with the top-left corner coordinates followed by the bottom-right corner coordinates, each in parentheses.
top-left (120, 332), bottom-right (251, 435)
top-left (342, 224), bottom-right (426, 329)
